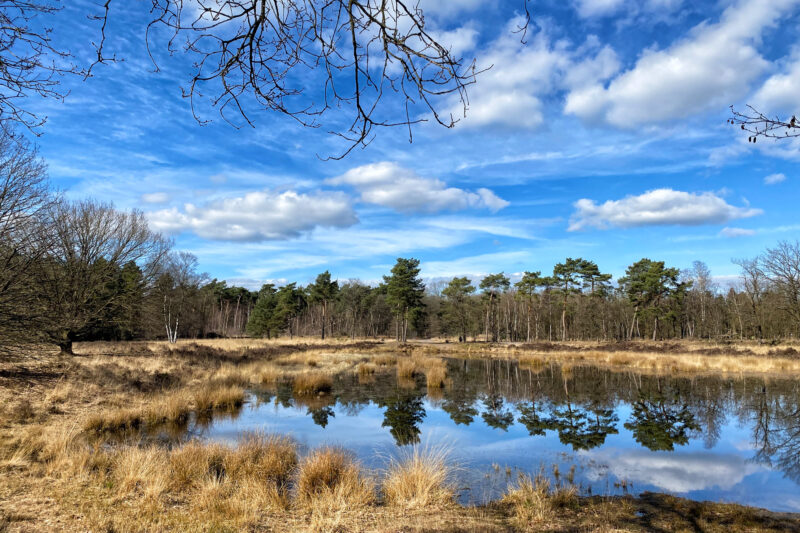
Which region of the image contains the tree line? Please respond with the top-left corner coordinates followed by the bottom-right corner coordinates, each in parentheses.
top-left (1, 131), bottom-right (799, 351)
top-left (244, 251), bottom-right (800, 343)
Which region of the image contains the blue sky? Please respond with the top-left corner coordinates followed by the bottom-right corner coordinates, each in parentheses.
top-left (29, 0), bottom-right (800, 288)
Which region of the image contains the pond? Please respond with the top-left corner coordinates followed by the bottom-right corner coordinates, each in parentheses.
top-left (189, 358), bottom-right (800, 511)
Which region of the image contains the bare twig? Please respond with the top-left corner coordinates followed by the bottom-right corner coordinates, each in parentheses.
top-left (729, 104), bottom-right (800, 143)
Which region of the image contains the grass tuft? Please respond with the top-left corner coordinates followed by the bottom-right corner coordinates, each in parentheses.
top-left (396, 358), bottom-right (417, 379)
top-left (296, 447), bottom-right (374, 510)
top-left (503, 471), bottom-right (578, 525)
top-left (292, 372), bottom-right (333, 396)
top-left (425, 360), bottom-right (448, 389)
top-left (193, 384), bottom-right (245, 412)
top-left (383, 445), bottom-right (454, 509)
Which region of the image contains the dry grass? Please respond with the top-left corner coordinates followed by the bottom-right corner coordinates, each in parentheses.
top-left (502, 472), bottom-right (578, 526)
top-left (396, 358), bottom-right (417, 379)
top-left (193, 384), bottom-right (245, 412)
top-left (257, 366), bottom-right (283, 385)
top-left (295, 447), bottom-right (374, 510)
top-left (292, 372), bottom-right (334, 396)
top-left (425, 361), bottom-right (448, 389)
top-left (3, 338), bottom-right (800, 532)
top-left (373, 353), bottom-right (397, 366)
top-left (382, 446), bottom-right (454, 509)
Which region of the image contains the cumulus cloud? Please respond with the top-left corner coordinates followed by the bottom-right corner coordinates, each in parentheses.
top-left (565, 0), bottom-right (800, 127)
top-left (753, 52), bottom-right (800, 113)
top-left (568, 188), bottom-right (762, 231)
top-left (141, 192), bottom-right (170, 204)
top-left (764, 173), bottom-right (787, 185)
top-left (451, 19), bottom-right (570, 129)
top-left (147, 190), bottom-right (357, 241)
top-left (720, 227), bottom-right (756, 237)
top-left (584, 449), bottom-right (762, 493)
top-left (327, 162), bottom-right (509, 213)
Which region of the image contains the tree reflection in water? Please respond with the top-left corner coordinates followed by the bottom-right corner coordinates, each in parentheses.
top-left (378, 391), bottom-right (426, 446)
top-left (624, 392), bottom-right (700, 451)
top-left (481, 394), bottom-right (515, 431)
top-left (239, 358), bottom-right (800, 485)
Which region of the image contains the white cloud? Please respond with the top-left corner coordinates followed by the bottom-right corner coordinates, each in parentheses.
top-left (147, 190), bottom-right (357, 241)
top-left (429, 26), bottom-right (479, 56)
top-left (564, 44), bottom-right (621, 90)
top-left (453, 19), bottom-right (570, 129)
top-left (764, 172), bottom-right (787, 185)
top-left (327, 162), bottom-right (509, 213)
top-left (566, 0), bottom-right (800, 127)
top-left (141, 192), bottom-right (170, 204)
top-left (753, 52), bottom-right (800, 113)
top-left (720, 227), bottom-right (756, 237)
top-left (569, 188), bottom-right (763, 231)
top-left (584, 449), bottom-right (763, 493)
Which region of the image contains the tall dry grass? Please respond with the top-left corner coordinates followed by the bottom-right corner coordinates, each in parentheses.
top-left (396, 358), bottom-right (417, 379)
top-left (292, 372), bottom-right (334, 396)
top-left (193, 384), bottom-right (245, 412)
top-left (502, 472), bottom-right (578, 525)
top-left (382, 445), bottom-right (454, 509)
top-left (295, 447), bottom-right (374, 510)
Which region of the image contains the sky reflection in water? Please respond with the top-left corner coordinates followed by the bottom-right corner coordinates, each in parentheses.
top-left (198, 358), bottom-right (800, 511)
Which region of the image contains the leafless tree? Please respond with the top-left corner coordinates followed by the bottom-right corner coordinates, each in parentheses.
top-left (36, 199), bottom-right (170, 353)
top-left (0, 129), bottom-right (52, 345)
top-left (729, 105), bottom-right (800, 143)
top-left (759, 241), bottom-right (800, 332)
top-left (155, 251), bottom-right (207, 343)
top-left (733, 257), bottom-right (768, 339)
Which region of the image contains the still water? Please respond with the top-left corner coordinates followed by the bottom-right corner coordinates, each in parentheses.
top-left (193, 358), bottom-right (800, 511)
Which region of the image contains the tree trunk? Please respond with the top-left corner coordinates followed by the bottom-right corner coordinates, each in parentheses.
top-left (321, 302), bottom-right (326, 340)
top-left (58, 339), bottom-right (73, 355)
top-left (629, 308), bottom-right (638, 340)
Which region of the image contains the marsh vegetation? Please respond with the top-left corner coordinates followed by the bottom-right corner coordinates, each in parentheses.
top-left (1, 339), bottom-right (800, 531)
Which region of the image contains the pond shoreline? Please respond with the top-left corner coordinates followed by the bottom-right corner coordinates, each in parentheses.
top-left (2, 339), bottom-right (799, 531)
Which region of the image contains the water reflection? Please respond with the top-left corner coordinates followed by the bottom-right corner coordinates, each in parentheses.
top-left (193, 358), bottom-right (800, 511)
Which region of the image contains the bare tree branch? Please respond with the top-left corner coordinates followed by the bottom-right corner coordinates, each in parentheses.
top-left (729, 104), bottom-right (800, 143)
top-left (0, 1), bottom-right (87, 132)
top-left (91, 0), bottom-right (490, 158)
